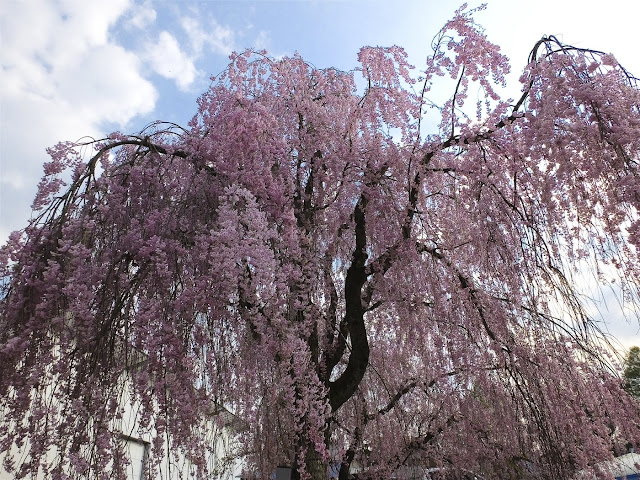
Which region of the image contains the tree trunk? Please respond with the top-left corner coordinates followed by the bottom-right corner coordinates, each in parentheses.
top-left (305, 447), bottom-right (328, 480)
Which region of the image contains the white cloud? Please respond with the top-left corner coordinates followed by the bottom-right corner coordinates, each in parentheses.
top-left (0, 0), bottom-right (133, 67)
top-left (144, 31), bottom-right (198, 91)
top-left (57, 45), bottom-right (157, 125)
top-left (181, 16), bottom-right (236, 57)
top-left (253, 30), bottom-right (270, 51)
top-left (0, 0), bottom-right (157, 240)
top-left (0, 0), bottom-right (248, 241)
top-left (252, 30), bottom-right (288, 60)
top-left (127, 0), bottom-right (157, 29)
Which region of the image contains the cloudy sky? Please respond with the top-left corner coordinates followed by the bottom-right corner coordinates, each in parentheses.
top-left (1, 0), bottom-right (639, 349)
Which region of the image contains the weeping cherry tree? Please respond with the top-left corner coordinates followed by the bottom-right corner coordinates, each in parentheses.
top-left (2, 5), bottom-right (640, 480)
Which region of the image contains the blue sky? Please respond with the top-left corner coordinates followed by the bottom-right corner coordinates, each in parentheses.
top-left (1, 0), bottom-right (639, 349)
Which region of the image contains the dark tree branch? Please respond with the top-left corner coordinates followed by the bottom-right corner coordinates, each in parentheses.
top-left (328, 194), bottom-right (370, 412)
top-left (418, 243), bottom-right (498, 343)
top-left (364, 380), bottom-right (419, 422)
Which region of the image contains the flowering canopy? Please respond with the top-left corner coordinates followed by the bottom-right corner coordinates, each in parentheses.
top-left (1, 5), bottom-right (640, 480)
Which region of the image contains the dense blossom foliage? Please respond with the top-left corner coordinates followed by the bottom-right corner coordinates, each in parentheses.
top-left (1, 5), bottom-right (640, 480)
